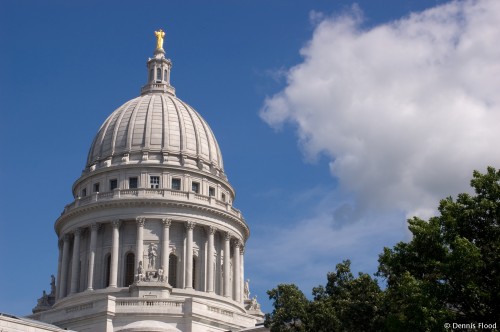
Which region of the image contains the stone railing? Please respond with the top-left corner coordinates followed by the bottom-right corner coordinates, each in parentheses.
top-left (62, 188), bottom-right (242, 219)
top-left (115, 298), bottom-right (184, 314)
top-left (116, 298), bottom-right (184, 308)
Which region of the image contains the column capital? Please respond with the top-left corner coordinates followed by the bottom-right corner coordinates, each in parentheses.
top-left (185, 221), bottom-right (196, 230)
top-left (73, 228), bottom-right (82, 236)
top-left (161, 218), bottom-right (172, 227)
top-left (208, 226), bottom-right (217, 235)
top-left (63, 233), bottom-right (71, 242)
top-left (239, 245), bottom-right (245, 254)
top-left (90, 223), bottom-right (99, 231)
top-left (112, 219), bottom-right (121, 228)
top-left (224, 232), bottom-right (231, 241)
top-left (233, 239), bottom-right (241, 248)
top-left (136, 217), bottom-right (145, 227)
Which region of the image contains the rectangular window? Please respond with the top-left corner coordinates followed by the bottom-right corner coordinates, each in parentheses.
top-left (221, 192), bottom-right (226, 202)
top-left (129, 177), bottom-right (138, 189)
top-left (150, 176), bottom-right (160, 189)
top-left (209, 186), bottom-right (215, 197)
top-left (192, 182), bottom-right (200, 194)
top-left (171, 178), bottom-right (181, 191)
top-left (81, 188), bottom-right (87, 197)
top-left (110, 179), bottom-right (118, 190)
top-left (93, 183), bottom-right (100, 193)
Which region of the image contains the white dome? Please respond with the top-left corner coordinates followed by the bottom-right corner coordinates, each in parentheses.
top-left (87, 93), bottom-right (224, 172)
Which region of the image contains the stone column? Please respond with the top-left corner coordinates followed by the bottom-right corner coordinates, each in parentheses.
top-left (233, 240), bottom-right (241, 302)
top-left (223, 232), bottom-right (231, 297)
top-left (207, 226), bottom-right (216, 293)
top-left (136, 217), bottom-right (145, 268)
top-left (185, 221), bottom-right (195, 289)
top-left (86, 223), bottom-right (98, 291)
top-left (109, 220), bottom-right (120, 288)
top-left (161, 218), bottom-right (171, 282)
top-left (55, 240), bottom-right (63, 299)
top-left (240, 245), bottom-right (245, 301)
top-left (59, 234), bottom-right (71, 298)
top-left (70, 228), bottom-right (81, 294)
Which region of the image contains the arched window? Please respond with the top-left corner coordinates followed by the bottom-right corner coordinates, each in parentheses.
top-left (149, 69), bottom-right (154, 82)
top-left (164, 69), bottom-right (168, 82)
top-left (156, 68), bottom-right (161, 81)
top-left (105, 254), bottom-right (111, 287)
top-left (169, 253), bottom-right (177, 288)
top-left (124, 252), bottom-right (135, 287)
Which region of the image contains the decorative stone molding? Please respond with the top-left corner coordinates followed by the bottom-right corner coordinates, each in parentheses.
top-left (136, 217), bottom-right (145, 227)
top-left (185, 221), bottom-right (196, 230)
top-left (161, 218), bottom-right (172, 227)
top-left (112, 220), bottom-right (121, 228)
top-left (208, 226), bottom-right (217, 235)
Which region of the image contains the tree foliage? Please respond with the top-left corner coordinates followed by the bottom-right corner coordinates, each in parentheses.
top-left (265, 261), bottom-right (384, 331)
top-left (265, 168), bottom-right (500, 331)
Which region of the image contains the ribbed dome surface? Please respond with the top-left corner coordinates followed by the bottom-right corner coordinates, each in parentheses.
top-left (87, 93), bottom-right (224, 170)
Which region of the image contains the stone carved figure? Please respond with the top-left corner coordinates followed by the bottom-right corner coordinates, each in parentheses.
top-left (250, 295), bottom-right (260, 310)
top-left (244, 279), bottom-right (250, 300)
top-left (148, 243), bottom-right (158, 269)
top-left (50, 275), bottom-right (56, 295)
top-left (158, 266), bottom-right (164, 282)
top-left (37, 291), bottom-right (49, 307)
top-left (155, 29), bottom-right (165, 50)
top-left (137, 261), bottom-right (145, 281)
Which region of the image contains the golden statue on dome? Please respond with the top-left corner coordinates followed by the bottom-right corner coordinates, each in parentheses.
top-left (155, 29), bottom-right (165, 50)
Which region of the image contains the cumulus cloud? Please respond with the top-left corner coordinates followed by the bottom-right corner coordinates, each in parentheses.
top-left (261, 0), bottom-right (500, 218)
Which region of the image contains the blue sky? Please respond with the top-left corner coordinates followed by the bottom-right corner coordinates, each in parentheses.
top-left (1, 0), bottom-right (500, 316)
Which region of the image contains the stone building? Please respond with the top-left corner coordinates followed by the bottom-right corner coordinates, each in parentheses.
top-left (26, 30), bottom-right (265, 332)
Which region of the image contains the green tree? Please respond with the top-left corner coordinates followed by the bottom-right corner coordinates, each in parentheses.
top-left (266, 168), bottom-right (500, 331)
top-left (311, 260), bottom-right (385, 332)
top-left (378, 167), bottom-right (500, 330)
top-left (264, 284), bottom-right (309, 332)
top-left (265, 261), bottom-right (384, 332)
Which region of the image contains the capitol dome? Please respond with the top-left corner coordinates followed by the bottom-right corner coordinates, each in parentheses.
top-left (86, 92), bottom-right (225, 176)
top-left (29, 30), bottom-right (263, 332)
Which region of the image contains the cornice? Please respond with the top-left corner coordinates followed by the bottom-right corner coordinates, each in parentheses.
top-left (54, 198), bottom-right (250, 239)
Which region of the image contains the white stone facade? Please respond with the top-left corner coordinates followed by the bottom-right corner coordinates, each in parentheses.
top-left (28, 38), bottom-right (264, 332)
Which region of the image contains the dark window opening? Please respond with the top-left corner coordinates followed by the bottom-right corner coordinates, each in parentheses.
top-left (169, 253), bottom-right (177, 288)
top-left (124, 252), bottom-right (135, 287)
top-left (93, 183), bottom-right (100, 193)
top-left (105, 254), bottom-right (111, 287)
top-left (192, 182), bottom-right (200, 194)
top-left (171, 178), bottom-right (181, 191)
top-left (209, 187), bottom-right (215, 197)
top-left (110, 179), bottom-right (118, 190)
top-left (129, 177), bottom-right (138, 189)
top-left (150, 176), bottom-right (160, 189)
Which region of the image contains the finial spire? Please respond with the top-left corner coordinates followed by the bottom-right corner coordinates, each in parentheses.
top-left (155, 29), bottom-right (165, 51)
top-left (141, 29), bottom-right (175, 96)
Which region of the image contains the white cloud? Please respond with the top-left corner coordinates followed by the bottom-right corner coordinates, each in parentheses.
top-left (261, 0), bottom-right (500, 218)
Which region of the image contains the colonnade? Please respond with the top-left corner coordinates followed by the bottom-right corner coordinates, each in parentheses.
top-left (56, 218), bottom-right (245, 303)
